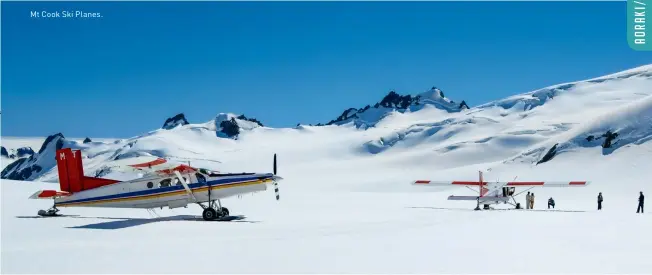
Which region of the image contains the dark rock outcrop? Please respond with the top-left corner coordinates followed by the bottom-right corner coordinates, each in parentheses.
top-left (38, 133), bottom-right (65, 154)
top-left (94, 166), bottom-right (112, 177)
top-left (536, 143), bottom-right (558, 165)
top-left (162, 113), bottom-right (189, 130)
top-left (1, 133), bottom-right (67, 181)
top-left (0, 158), bottom-right (36, 180)
top-left (83, 137), bottom-right (92, 143)
top-left (379, 91), bottom-right (418, 109)
top-left (323, 87), bottom-right (466, 127)
top-left (213, 113), bottom-right (265, 139)
top-left (219, 118), bottom-right (240, 138)
top-left (16, 147), bottom-right (34, 158)
top-left (602, 131), bottom-right (619, 148)
top-left (585, 131), bottom-right (620, 149)
top-left (236, 114), bottom-right (264, 127)
top-left (327, 108), bottom-right (360, 125)
top-left (1, 146), bottom-right (35, 160)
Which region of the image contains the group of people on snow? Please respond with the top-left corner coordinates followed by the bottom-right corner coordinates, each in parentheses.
top-left (522, 191), bottom-right (644, 213)
top-left (525, 192), bottom-right (535, 209)
top-left (596, 191), bottom-right (644, 213)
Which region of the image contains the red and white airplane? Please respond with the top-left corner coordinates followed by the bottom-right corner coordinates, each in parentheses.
top-left (29, 148), bottom-right (282, 220)
top-left (412, 171), bottom-right (589, 210)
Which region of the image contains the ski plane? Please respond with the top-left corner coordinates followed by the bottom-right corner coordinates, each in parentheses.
top-left (28, 148), bottom-right (282, 221)
top-left (412, 171), bottom-right (589, 210)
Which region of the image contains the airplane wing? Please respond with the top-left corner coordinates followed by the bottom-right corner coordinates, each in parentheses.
top-left (413, 180), bottom-right (490, 196)
top-left (413, 180), bottom-right (486, 186)
top-left (109, 157), bottom-right (197, 176)
top-left (109, 156), bottom-right (165, 171)
top-left (504, 181), bottom-right (590, 187)
top-left (413, 180), bottom-right (589, 187)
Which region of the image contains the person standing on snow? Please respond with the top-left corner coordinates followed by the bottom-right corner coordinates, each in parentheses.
top-left (525, 192), bottom-right (531, 209)
top-left (598, 192), bottom-right (603, 210)
top-left (637, 192), bottom-right (644, 213)
top-left (548, 197), bottom-right (555, 209)
top-left (530, 193), bottom-right (535, 209)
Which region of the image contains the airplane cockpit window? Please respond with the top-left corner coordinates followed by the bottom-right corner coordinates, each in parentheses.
top-left (174, 177), bottom-right (187, 186)
top-left (502, 187), bottom-right (516, 197)
top-left (195, 173), bottom-right (206, 183)
top-left (159, 178), bottom-right (172, 187)
top-left (198, 168), bottom-right (210, 175)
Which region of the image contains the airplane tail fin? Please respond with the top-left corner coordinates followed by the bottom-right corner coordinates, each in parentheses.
top-left (479, 171), bottom-right (489, 196)
top-left (56, 148), bottom-right (75, 192)
top-left (55, 148), bottom-right (119, 193)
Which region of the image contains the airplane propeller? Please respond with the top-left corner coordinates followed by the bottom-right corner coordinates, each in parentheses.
top-left (273, 154), bottom-right (280, 201)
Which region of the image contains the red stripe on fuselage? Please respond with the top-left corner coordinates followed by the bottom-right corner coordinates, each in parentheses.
top-left (569, 181), bottom-right (586, 185)
top-left (414, 180), bottom-right (431, 184)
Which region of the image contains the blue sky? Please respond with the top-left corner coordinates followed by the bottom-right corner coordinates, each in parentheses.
top-left (2, 1), bottom-right (650, 138)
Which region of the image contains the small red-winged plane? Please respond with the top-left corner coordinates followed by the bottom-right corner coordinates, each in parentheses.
top-left (412, 171), bottom-right (590, 210)
top-left (29, 148), bottom-right (282, 221)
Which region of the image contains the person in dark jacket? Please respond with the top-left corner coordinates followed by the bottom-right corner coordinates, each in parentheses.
top-left (637, 192), bottom-right (644, 213)
top-left (597, 192), bottom-right (603, 210)
top-left (548, 197), bottom-right (555, 209)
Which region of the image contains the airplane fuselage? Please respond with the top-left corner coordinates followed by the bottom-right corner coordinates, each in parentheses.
top-left (54, 172), bottom-right (275, 209)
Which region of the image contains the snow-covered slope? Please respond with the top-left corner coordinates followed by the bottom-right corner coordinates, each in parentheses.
top-left (213, 113), bottom-right (264, 138)
top-left (508, 93), bottom-right (652, 165)
top-left (1, 137), bottom-right (43, 171)
top-left (0, 136), bottom-right (117, 171)
top-left (362, 64), bottom-right (652, 166)
top-left (2, 139), bottom-right (651, 273)
top-left (3, 65), bottom-right (652, 184)
top-left (3, 65), bottom-right (652, 186)
top-left (1, 134), bottom-right (80, 181)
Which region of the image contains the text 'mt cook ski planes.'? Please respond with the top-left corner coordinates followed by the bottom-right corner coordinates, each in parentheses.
top-left (412, 171), bottom-right (590, 210)
top-left (28, 148), bottom-right (283, 221)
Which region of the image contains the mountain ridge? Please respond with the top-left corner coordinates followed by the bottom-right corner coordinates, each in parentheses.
top-left (2, 64), bottom-right (651, 182)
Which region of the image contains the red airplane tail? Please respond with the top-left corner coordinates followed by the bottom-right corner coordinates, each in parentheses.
top-left (479, 171), bottom-right (489, 197)
top-left (55, 148), bottom-right (119, 193)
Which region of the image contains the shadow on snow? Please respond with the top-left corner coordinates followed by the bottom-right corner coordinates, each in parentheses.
top-left (407, 206), bottom-right (587, 213)
top-left (15, 214), bottom-right (258, 230)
